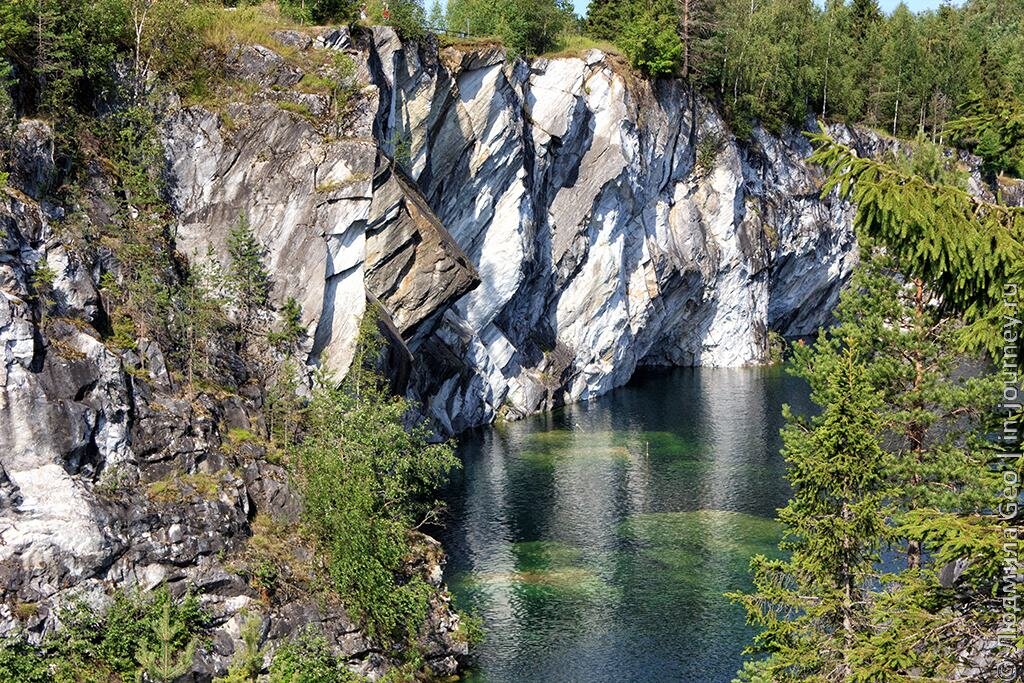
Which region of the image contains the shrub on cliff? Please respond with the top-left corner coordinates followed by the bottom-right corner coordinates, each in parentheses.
top-left (294, 309), bottom-right (459, 641)
top-left (446, 0), bottom-right (574, 56)
top-left (268, 627), bottom-right (358, 682)
top-left (0, 588), bottom-right (205, 682)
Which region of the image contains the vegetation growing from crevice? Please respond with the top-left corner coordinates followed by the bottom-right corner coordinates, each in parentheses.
top-left (0, 587), bottom-right (205, 683)
top-left (294, 308), bottom-right (460, 642)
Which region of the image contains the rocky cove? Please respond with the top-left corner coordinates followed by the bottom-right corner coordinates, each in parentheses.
top-left (0, 21), bottom-right (974, 680)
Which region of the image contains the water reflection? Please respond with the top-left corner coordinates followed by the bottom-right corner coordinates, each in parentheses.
top-left (441, 366), bottom-right (811, 683)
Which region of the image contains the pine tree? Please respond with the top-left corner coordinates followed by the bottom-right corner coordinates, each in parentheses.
top-left (585, 0), bottom-right (628, 40)
top-left (850, 0), bottom-right (880, 41)
top-left (265, 358), bottom-right (303, 452)
top-left (136, 601), bottom-right (196, 682)
top-left (730, 341), bottom-right (895, 681)
top-left (826, 249), bottom-right (999, 566)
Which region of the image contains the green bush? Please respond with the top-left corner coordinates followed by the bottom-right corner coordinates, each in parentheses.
top-left (268, 628), bottom-right (356, 683)
top-left (0, 638), bottom-right (50, 683)
top-left (0, 587), bottom-right (206, 682)
top-left (619, 10), bottom-right (682, 77)
top-left (368, 0), bottom-right (427, 41)
top-left (216, 612), bottom-right (265, 683)
top-left (295, 310), bottom-right (459, 641)
top-left (446, 0), bottom-right (574, 56)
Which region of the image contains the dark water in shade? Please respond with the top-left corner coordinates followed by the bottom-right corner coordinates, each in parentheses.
top-left (438, 366), bottom-right (813, 683)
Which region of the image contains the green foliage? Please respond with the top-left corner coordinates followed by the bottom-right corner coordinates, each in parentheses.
top-left (226, 214), bottom-right (272, 339)
top-left (946, 95), bottom-right (1024, 178)
top-left (729, 340), bottom-right (895, 680)
top-left (267, 296), bottom-right (305, 353)
top-left (31, 257), bottom-right (57, 307)
top-left (0, 587), bottom-right (207, 682)
top-left (329, 52), bottom-right (359, 114)
top-left (808, 130), bottom-right (1024, 359)
top-left (585, 0), bottom-right (628, 41)
top-left (388, 130), bottom-right (412, 169)
top-left (734, 115), bottom-right (1024, 681)
top-left (0, 637), bottom-right (50, 683)
top-left (367, 0), bottom-right (427, 41)
top-left (91, 106), bottom-right (181, 351)
top-left (446, 0), bottom-right (574, 56)
top-left (695, 131), bottom-right (723, 174)
top-left (619, 8), bottom-right (682, 77)
top-left (310, 0), bottom-right (360, 24)
top-left (136, 600), bottom-right (198, 682)
top-left (267, 628), bottom-right (356, 683)
top-left (294, 308), bottom-right (459, 641)
top-left (174, 249), bottom-right (228, 387)
top-left (265, 358), bottom-right (304, 451)
top-left (427, 0), bottom-right (445, 30)
top-left (887, 130), bottom-right (968, 188)
top-left (454, 612), bottom-right (484, 645)
top-left (215, 612), bottom-right (264, 683)
top-left (580, 0), bottom-right (1024, 135)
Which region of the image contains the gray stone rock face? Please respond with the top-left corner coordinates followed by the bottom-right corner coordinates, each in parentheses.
top-left (1, 24), bottom-right (1018, 683)
top-left (0, 119), bottom-right (466, 679)
top-left (159, 32), bottom-right (865, 435)
top-left (362, 37), bottom-right (861, 432)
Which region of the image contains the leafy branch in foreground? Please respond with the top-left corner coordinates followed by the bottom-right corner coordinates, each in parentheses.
top-left (807, 130), bottom-right (1024, 357)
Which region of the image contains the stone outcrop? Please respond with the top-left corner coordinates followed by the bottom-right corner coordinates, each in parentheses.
top-left (162, 27), bottom-right (862, 434)
top-left (4, 22), bottom-right (1009, 682)
top-left (0, 118), bottom-right (466, 680)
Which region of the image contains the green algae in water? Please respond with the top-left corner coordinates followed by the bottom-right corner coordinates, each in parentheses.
top-left (441, 366), bottom-right (810, 683)
top-left (450, 540), bottom-right (616, 602)
top-left (517, 429), bottom-right (702, 468)
top-left (620, 510), bottom-right (783, 593)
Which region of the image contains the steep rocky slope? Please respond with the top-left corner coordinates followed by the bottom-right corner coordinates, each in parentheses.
top-left (0, 119), bottom-right (468, 678)
top-left (164, 27), bottom-right (868, 435)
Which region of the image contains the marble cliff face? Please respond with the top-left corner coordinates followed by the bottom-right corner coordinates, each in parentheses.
top-left (165, 27), bottom-right (865, 435)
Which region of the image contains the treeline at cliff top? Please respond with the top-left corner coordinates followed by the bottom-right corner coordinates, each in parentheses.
top-left (3, 0), bottom-right (1023, 143)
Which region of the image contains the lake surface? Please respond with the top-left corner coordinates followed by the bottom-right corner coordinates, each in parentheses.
top-left (439, 366), bottom-right (813, 683)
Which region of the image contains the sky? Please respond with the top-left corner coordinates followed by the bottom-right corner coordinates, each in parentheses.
top-left (571, 0), bottom-right (953, 17)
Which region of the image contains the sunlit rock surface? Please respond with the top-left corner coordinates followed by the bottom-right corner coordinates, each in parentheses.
top-left (162, 29), bottom-right (863, 434)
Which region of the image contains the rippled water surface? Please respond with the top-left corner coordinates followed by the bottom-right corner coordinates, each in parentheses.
top-left (439, 366), bottom-right (812, 683)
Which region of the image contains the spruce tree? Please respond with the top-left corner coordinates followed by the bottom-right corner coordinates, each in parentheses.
top-left (730, 342), bottom-right (895, 681)
top-left (226, 214), bottom-right (271, 344)
top-left (790, 123), bottom-right (1024, 681)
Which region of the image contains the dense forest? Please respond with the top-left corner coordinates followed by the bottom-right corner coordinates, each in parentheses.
top-left (1, 0), bottom-right (1023, 681)
top-left (428, 0), bottom-right (1024, 140)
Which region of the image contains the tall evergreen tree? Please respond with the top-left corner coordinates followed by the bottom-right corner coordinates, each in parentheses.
top-left (730, 342), bottom-right (894, 681)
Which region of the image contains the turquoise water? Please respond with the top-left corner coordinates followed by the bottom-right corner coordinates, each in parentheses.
top-left (439, 366), bottom-right (812, 683)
